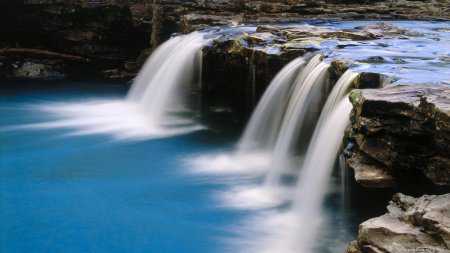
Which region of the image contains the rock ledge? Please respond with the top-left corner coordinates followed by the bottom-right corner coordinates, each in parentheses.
top-left (346, 84), bottom-right (450, 188)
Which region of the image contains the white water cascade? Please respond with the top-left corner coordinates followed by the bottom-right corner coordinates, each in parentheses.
top-left (265, 55), bottom-right (332, 185)
top-left (229, 71), bottom-right (358, 253)
top-left (237, 57), bottom-right (306, 152)
top-left (12, 32), bottom-right (209, 141)
top-left (289, 97), bottom-right (353, 253)
top-left (127, 32), bottom-right (208, 125)
top-left (288, 71), bottom-right (358, 253)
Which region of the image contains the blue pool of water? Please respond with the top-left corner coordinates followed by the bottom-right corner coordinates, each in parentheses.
top-left (0, 81), bottom-right (246, 253)
top-left (0, 81), bottom-right (381, 253)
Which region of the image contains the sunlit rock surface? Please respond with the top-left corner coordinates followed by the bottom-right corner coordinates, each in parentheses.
top-left (347, 193), bottom-right (450, 253)
top-left (347, 84), bottom-right (450, 188)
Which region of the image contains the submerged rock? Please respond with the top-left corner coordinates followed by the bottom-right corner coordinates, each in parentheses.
top-left (346, 84), bottom-right (450, 188)
top-left (347, 193), bottom-right (450, 253)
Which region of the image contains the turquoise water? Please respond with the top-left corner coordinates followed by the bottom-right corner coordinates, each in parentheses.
top-left (3, 20), bottom-right (447, 253)
top-left (0, 81), bottom-right (245, 253)
top-left (0, 81), bottom-right (381, 253)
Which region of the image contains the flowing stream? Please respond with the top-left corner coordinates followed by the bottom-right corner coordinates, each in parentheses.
top-left (5, 32), bottom-right (209, 141)
top-left (3, 21), bottom-right (448, 253)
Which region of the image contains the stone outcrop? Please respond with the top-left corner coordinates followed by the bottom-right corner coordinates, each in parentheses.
top-left (201, 24), bottom-right (389, 122)
top-left (347, 193), bottom-right (450, 253)
top-left (2, 0), bottom-right (450, 80)
top-left (346, 84), bottom-right (450, 188)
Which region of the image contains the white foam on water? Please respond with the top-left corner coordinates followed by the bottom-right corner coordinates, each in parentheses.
top-left (3, 32), bottom-right (209, 141)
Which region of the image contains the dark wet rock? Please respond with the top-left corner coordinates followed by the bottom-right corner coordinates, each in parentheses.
top-left (346, 84), bottom-right (450, 188)
top-left (347, 193), bottom-right (450, 253)
top-left (201, 31), bottom-right (304, 123)
top-left (0, 1), bottom-right (151, 80)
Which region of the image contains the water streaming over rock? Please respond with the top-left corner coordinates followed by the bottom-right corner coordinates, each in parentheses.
top-left (288, 71), bottom-right (358, 252)
top-left (127, 32), bottom-right (208, 125)
top-left (11, 32), bottom-right (209, 141)
top-left (222, 68), bottom-right (359, 253)
top-left (289, 97), bottom-right (353, 253)
top-left (265, 55), bottom-right (332, 186)
top-left (237, 57), bottom-right (306, 152)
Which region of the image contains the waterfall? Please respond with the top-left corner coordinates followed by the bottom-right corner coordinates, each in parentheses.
top-left (289, 71), bottom-right (358, 253)
top-left (265, 55), bottom-right (331, 186)
top-left (127, 32), bottom-right (208, 126)
top-left (224, 72), bottom-right (359, 253)
top-left (237, 57), bottom-right (306, 152)
top-left (16, 32), bottom-right (208, 141)
top-left (290, 98), bottom-right (353, 253)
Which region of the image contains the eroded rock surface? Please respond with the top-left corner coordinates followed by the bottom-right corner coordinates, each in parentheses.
top-left (347, 193), bottom-right (450, 253)
top-left (346, 84), bottom-right (450, 188)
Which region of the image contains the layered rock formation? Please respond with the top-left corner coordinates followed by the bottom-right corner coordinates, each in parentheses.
top-left (346, 84), bottom-right (450, 188)
top-left (2, 0), bottom-right (450, 80)
top-left (347, 193), bottom-right (450, 253)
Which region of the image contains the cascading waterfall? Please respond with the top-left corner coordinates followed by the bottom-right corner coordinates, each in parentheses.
top-left (289, 71), bottom-right (358, 252)
top-left (265, 55), bottom-right (332, 186)
top-left (230, 71), bottom-right (359, 253)
top-left (127, 32), bottom-right (208, 125)
top-left (289, 97), bottom-right (353, 253)
top-left (318, 70), bottom-right (359, 119)
top-left (15, 32), bottom-right (209, 140)
top-left (237, 57), bottom-right (306, 152)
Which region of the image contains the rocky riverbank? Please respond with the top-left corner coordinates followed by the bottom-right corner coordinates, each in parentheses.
top-left (2, 0), bottom-right (450, 80)
top-left (1, 2), bottom-right (449, 252)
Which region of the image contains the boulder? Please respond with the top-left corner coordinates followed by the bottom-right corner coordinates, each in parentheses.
top-left (346, 84), bottom-right (450, 188)
top-left (347, 193), bottom-right (450, 253)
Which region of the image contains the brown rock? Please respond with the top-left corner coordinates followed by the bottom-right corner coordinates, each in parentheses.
top-left (346, 84), bottom-right (450, 187)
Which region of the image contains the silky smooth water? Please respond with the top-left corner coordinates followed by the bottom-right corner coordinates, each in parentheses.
top-left (5, 20), bottom-right (446, 253)
top-left (0, 81), bottom-right (366, 253)
top-left (0, 82), bottom-right (242, 253)
top-left (238, 57), bottom-right (306, 152)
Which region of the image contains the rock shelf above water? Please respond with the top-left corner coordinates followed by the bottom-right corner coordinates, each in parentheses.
top-left (347, 84), bottom-right (450, 188)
